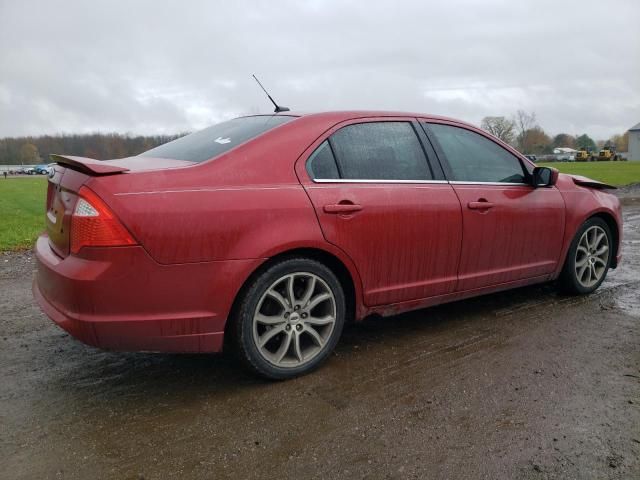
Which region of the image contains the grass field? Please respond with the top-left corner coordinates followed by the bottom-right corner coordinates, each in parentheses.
top-left (537, 161), bottom-right (640, 186)
top-left (0, 162), bottom-right (639, 251)
top-left (0, 177), bottom-right (47, 251)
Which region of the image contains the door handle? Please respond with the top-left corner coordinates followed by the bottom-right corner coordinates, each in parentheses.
top-left (468, 200), bottom-right (494, 210)
top-left (323, 203), bottom-right (363, 214)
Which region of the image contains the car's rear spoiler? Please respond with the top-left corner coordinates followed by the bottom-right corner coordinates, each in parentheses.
top-left (50, 154), bottom-right (130, 175)
top-left (570, 174), bottom-right (617, 190)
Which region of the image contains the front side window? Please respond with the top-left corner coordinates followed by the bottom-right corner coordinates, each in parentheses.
top-left (139, 115), bottom-right (295, 163)
top-left (328, 122), bottom-right (432, 180)
top-left (427, 124), bottom-right (526, 183)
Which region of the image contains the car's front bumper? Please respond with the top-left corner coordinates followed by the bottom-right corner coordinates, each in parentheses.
top-left (33, 235), bottom-right (264, 353)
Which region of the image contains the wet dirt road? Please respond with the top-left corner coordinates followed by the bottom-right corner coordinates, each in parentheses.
top-left (1, 190), bottom-right (639, 480)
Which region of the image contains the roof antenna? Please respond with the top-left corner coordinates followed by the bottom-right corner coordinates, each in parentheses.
top-left (252, 74), bottom-right (290, 113)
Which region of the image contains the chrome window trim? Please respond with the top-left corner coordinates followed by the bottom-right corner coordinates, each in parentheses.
top-left (448, 181), bottom-right (529, 186)
top-left (311, 178), bottom-right (529, 186)
top-left (312, 179), bottom-right (449, 184)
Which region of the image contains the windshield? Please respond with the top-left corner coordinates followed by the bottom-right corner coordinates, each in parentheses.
top-left (139, 115), bottom-right (295, 162)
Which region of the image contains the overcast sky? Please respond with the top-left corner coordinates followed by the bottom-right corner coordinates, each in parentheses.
top-left (1, 0), bottom-right (638, 140)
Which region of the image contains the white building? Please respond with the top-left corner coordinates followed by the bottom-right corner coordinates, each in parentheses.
top-left (629, 122), bottom-right (640, 161)
top-left (553, 147), bottom-right (578, 154)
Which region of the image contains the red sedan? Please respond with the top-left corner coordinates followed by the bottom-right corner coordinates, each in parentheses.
top-left (33, 111), bottom-right (622, 379)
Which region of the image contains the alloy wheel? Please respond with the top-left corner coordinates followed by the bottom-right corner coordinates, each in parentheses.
top-left (575, 225), bottom-right (609, 288)
top-left (252, 272), bottom-right (337, 368)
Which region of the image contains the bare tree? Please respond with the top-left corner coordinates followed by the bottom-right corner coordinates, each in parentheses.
top-left (480, 116), bottom-right (516, 145)
top-left (609, 132), bottom-right (629, 152)
top-left (513, 110), bottom-right (537, 153)
top-left (19, 143), bottom-right (40, 164)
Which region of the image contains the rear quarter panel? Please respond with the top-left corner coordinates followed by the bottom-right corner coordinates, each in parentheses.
top-left (102, 182), bottom-right (324, 264)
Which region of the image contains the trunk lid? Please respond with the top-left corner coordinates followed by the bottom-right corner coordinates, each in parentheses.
top-left (46, 165), bottom-right (91, 258)
top-left (51, 154), bottom-right (194, 174)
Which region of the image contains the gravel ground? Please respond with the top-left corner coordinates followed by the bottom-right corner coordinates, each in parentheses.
top-left (1, 186), bottom-right (639, 480)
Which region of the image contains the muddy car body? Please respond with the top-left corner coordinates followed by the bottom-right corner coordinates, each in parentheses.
top-left (33, 111), bottom-right (623, 378)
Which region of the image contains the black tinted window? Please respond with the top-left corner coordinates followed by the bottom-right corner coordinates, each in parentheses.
top-left (307, 141), bottom-right (339, 179)
top-left (139, 115), bottom-right (295, 162)
top-left (330, 122), bottom-right (431, 180)
top-left (427, 124), bottom-right (526, 183)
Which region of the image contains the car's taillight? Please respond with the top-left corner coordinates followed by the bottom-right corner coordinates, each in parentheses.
top-left (70, 186), bottom-right (136, 254)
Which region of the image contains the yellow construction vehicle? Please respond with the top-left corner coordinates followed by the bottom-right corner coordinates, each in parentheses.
top-left (596, 147), bottom-right (618, 161)
top-left (575, 149), bottom-right (592, 162)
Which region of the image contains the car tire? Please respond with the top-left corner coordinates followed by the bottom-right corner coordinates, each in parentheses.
top-left (557, 217), bottom-right (612, 295)
top-left (230, 257), bottom-right (346, 380)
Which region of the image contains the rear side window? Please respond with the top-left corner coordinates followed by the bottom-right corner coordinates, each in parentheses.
top-left (329, 122), bottom-right (432, 180)
top-left (139, 115), bottom-right (295, 162)
top-left (427, 124), bottom-right (526, 183)
top-left (307, 141), bottom-right (340, 179)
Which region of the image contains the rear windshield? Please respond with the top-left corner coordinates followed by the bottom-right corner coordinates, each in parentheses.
top-left (139, 115), bottom-right (295, 162)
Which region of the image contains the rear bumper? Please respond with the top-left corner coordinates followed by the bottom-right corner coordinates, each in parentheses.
top-left (33, 235), bottom-right (264, 353)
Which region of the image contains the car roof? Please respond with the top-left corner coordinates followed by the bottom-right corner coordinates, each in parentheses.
top-left (241, 110), bottom-right (472, 127)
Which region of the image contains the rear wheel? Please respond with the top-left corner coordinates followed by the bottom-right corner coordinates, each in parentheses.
top-left (558, 218), bottom-right (612, 295)
top-left (231, 257), bottom-right (345, 379)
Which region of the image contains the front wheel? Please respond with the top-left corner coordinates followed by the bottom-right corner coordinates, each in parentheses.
top-left (230, 257), bottom-right (346, 380)
top-left (558, 218), bottom-right (612, 295)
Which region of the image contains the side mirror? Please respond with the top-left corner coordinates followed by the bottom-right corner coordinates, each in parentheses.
top-left (532, 166), bottom-right (558, 187)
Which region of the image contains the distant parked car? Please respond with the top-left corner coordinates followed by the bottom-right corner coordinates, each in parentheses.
top-left (34, 164), bottom-right (52, 175)
top-left (524, 154), bottom-right (537, 162)
top-left (24, 167), bottom-right (36, 175)
top-left (34, 111), bottom-right (623, 379)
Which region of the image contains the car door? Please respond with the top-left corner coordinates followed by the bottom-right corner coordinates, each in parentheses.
top-left (297, 118), bottom-right (463, 307)
top-left (422, 121), bottom-right (565, 291)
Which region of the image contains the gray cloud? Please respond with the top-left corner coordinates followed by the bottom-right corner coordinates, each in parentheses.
top-left (0, 0), bottom-right (638, 139)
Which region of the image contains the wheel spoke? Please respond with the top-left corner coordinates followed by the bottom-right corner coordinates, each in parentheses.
top-left (307, 292), bottom-right (331, 311)
top-left (584, 265), bottom-right (592, 284)
top-left (293, 332), bottom-right (303, 361)
top-left (266, 289), bottom-right (289, 310)
top-left (304, 326), bottom-right (324, 347)
top-left (255, 313), bottom-right (286, 326)
top-left (577, 245), bottom-right (589, 256)
top-left (286, 275), bottom-right (297, 307)
top-left (300, 276), bottom-right (317, 308)
top-left (578, 263), bottom-right (589, 281)
top-left (258, 324), bottom-right (285, 348)
top-left (590, 228), bottom-right (598, 248)
top-left (305, 314), bottom-right (335, 327)
top-left (595, 231), bottom-right (605, 247)
top-left (273, 331), bottom-right (293, 363)
top-left (593, 256), bottom-right (607, 267)
top-left (590, 264), bottom-right (598, 281)
top-left (595, 245), bottom-right (609, 256)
